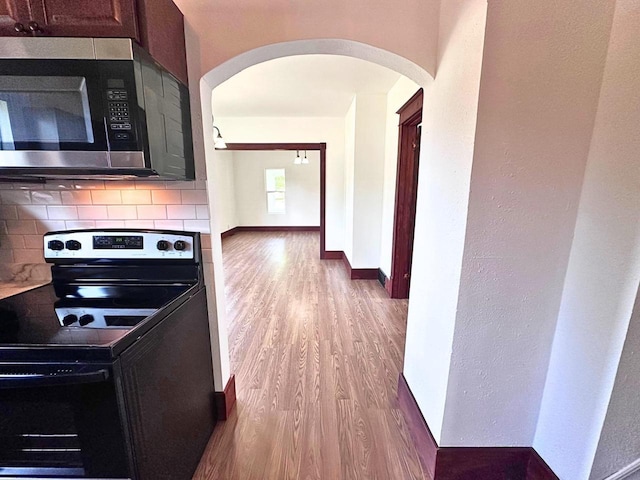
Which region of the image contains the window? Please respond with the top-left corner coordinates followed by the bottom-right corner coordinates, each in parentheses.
top-left (265, 168), bottom-right (286, 214)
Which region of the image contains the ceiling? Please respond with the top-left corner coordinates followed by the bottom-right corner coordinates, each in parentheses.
top-left (212, 55), bottom-right (403, 117)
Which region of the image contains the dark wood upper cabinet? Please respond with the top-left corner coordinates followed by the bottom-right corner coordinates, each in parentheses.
top-left (31, 0), bottom-right (139, 38)
top-left (0, 0), bottom-right (32, 35)
top-left (0, 0), bottom-right (188, 85)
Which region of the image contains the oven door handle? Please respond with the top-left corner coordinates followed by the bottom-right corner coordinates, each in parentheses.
top-left (0, 368), bottom-right (110, 389)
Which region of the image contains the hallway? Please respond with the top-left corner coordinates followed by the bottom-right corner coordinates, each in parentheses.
top-left (193, 231), bottom-right (427, 479)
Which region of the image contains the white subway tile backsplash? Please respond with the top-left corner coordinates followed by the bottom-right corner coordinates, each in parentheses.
top-left (61, 190), bottom-right (93, 205)
top-left (121, 190), bottom-right (151, 204)
top-left (16, 183), bottom-right (44, 190)
top-left (107, 205), bottom-right (137, 220)
top-left (196, 205), bottom-right (210, 219)
top-left (6, 220), bottom-right (38, 235)
top-left (1, 235), bottom-right (26, 250)
top-left (183, 220), bottom-right (210, 233)
top-left (95, 220), bottom-right (126, 228)
top-left (91, 190), bottom-right (122, 205)
top-left (73, 181), bottom-right (105, 190)
top-left (31, 191), bottom-right (62, 205)
top-left (104, 181), bottom-right (136, 190)
top-left (47, 206), bottom-right (78, 220)
top-left (1, 190), bottom-right (32, 205)
top-left (65, 220), bottom-right (96, 230)
top-left (181, 190), bottom-right (207, 205)
top-left (165, 181), bottom-right (195, 190)
top-left (152, 190), bottom-right (182, 205)
top-left (154, 220), bottom-right (185, 230)
top-left (0, 206), bottom-right (18, 220)
top-left (17, 205), bottom-right (48, 220)
top-left (167, 204), bottom-right (196, 220)
top-left (77, 206), bottom-right (109, 220)
top-left (137, 205), bottom-right (166, 220)
top-left (125, 220), bottom-right (155, 229)
top-left (134, 181), bottom-right (165, 190)
top-left (36, 220), bottom-right (66, 234)
top-left (23, 235), bottom-right (43, 249)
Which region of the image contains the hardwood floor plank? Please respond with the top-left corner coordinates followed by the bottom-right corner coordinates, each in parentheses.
top-left (193, 232), bottom-right (429, 480)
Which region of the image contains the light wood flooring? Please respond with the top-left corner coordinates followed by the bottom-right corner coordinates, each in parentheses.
top-left (193, 232), bottom-right (427, 480)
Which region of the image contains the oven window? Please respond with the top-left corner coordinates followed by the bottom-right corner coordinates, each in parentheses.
top-left (0, 76), bottom-right (95, 150)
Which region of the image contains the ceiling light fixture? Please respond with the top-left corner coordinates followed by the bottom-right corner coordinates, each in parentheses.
top-left (301, 151), bottom-right (309, 165)
top-left (294, 150), bottom-right (302, 165)
top-left (212, 118), bottom-right (227, 149)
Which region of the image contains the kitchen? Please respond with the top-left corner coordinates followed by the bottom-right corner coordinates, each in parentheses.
top-left (0, 1), bottom-right (223, 479)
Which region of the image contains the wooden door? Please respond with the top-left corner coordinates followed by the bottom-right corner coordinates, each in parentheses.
top-left (0, 0), bottom-right (32, 35)
top-left (30, 0), bottom-right (138, 38)
top-left (389, 89), bottom-right (423, 299)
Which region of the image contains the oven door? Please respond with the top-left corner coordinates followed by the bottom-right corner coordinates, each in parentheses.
top-left (0, 363), bottom-right (131, 479)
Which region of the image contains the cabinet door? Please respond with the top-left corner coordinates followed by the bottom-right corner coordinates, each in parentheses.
top-left (0, 0), bottom-right (31, 35)
top-left (30, 0), bottom-right (138, 38)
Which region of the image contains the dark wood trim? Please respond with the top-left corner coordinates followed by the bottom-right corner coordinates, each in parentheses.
top-left (221, 227), bottom-right (238, 239)
top-left (218, 142), bottom-right (328, 260)
top-left (398, 373), bottom-right (438, 477)
top-left (397, 88), bottom-right (424, 124)
top-left (235, 226), bottom-right (320, 232)
top-left (221, 143), bottom-right (324, 151)
top-left (527, 450), bottom-right (559, 479)
top-left (214, 374), bottom-right (236, 421)
top-left (389, 89), bottom-right (423, 299)
top-left (324, 250), bottom-right (344, 260)
top-left (397, 373), bottom-right (558, 480)
top-left (341, 251), bottom-right (379, 280)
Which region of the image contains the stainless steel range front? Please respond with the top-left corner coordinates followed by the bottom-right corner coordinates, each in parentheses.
top-left (0, 229), bottom-right (217, 480)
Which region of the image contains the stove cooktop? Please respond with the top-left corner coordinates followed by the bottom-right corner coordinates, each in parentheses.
top-left (0, 283), bottom-right (193, 360)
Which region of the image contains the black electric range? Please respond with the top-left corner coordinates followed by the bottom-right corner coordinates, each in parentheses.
top-left (0, 229), bottom-right (217, 480)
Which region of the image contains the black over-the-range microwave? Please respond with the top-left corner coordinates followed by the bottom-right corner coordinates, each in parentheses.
top-left (0, 38), bottom-right (194, 180)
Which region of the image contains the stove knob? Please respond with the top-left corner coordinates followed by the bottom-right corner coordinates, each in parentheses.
top-left (173, 240), bottom-right (187, 251)
top-left (65, 240), bottom-right (82, 251)
top-left (62, 314), bottom-right (78, 326)
top-left (157, 240), bottom-right (170, 251)
top-left (48, 240), bottom-right (64, 251)
top-left (79, 314), bottom-right (94, 326)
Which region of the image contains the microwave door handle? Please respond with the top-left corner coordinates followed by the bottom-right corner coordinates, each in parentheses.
top-left (0, 368), bottom-right (110, 389)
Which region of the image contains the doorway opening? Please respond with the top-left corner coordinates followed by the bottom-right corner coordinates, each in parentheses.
top-left (388, 89), bottom-right (423, 299)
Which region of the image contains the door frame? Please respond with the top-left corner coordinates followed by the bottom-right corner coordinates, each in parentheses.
top-left (220, 142), bottom-right (327, 259)
top-left (388, 89), bottom-right (423, 299)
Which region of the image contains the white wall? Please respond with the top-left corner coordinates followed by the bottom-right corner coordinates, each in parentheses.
top-left (440, 0), bottom-right (615, 449)
top-left (349, 93), bottom-right (387, 269)
top-left (591, 287), bottom-right (640, 479)
top-left (210, 150), bottom-right (238, 233)
top-left (232, 150), bottom-right (320, 227)
top-left (533, 1), bottom-right (640, 477)
top-left (214, 116), bottom-right (345, 251)
top-left (402, 0), bottom-right (487, 443)
top-left (379, 77), bottom-right (421, 277)
top-left (344, 98), bottom-right (356, 260)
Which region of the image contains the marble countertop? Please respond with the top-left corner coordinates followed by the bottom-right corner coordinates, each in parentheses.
top-left (0, 281), bottom-right (49, 301)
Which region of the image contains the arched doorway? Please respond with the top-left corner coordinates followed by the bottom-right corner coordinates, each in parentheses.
top-left (199, 38), bottom-right (432, 402)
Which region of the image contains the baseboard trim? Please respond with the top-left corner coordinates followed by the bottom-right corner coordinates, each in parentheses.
top-left (340, 252), bottom-right (380, 280)
top-left (214, 374), bottom-right (236, 421)
top-left (397, 374), bottom-right (559, 480)
top-left (221, 227), bottom-right (238, 239)
top-left (236, 226), bottom-right (320, 232)
top-left (324, 250), bottom-right (344, 260)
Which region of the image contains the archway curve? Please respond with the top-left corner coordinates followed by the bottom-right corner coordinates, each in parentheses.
top-left (199, 38), bottom-right (431, 393)
top-left (201, 38), bottom-right (432, 90)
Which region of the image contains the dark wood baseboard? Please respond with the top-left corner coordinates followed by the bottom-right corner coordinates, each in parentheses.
top-left (324, 250), bottom-right (344, 260)
top-left (340, 252), bottom-right (379, 280)
top-left (221, 226), bottom-right (320, 240)
top-left (214, 374), bottom-right (236, 421)
top-left (397, 374), bottom-right (559, 480)
top-left (377, 269), bottom-right (387, 288)
top-left (221, 227), bottom-right (237, 239)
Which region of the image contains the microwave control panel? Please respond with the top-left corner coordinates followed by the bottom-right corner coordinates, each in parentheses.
top-left (104, 78), bottom-right (137, 148)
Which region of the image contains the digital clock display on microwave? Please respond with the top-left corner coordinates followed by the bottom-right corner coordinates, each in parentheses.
top-left (93, 235), bottom-right (144, 249)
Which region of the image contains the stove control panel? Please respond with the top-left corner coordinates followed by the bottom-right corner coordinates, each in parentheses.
top-left (44, 230), bottom-right (197, 261)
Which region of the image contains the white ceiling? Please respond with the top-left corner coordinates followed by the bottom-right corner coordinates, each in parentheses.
top-left (212, 55), bottom-right (403, 117)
